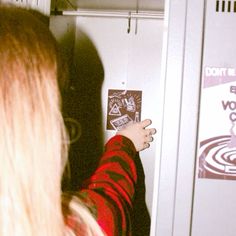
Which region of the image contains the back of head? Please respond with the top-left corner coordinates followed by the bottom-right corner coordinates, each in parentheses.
top-left (0, 4), bottom-right (67, 236)
top-left (0, 5), bottom-right (106, 236)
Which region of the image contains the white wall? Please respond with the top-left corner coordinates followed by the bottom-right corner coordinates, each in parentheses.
top-left (74, 16), bottom-right (164, 214)
top-left (50, 13), bottom-right (165, 226)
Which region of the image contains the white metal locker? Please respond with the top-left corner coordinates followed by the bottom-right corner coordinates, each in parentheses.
top-left (192, 0), bottom-right (236, 235)
top-left (153, 0), bottom-right (236, 235)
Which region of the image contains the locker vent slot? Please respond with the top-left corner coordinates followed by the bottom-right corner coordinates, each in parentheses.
top-left (216, 0), bottom-right (236, 12)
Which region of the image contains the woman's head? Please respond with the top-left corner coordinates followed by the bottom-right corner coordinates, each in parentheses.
top-left (0, 5), bottom-right (105, 236)
top-left (0, 5), bottom-right (68, 236)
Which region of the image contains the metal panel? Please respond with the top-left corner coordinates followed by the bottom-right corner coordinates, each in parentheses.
top-left (152, 0), bottom-right (204, 235)
top-left (191, 0), bottom-right (236, 235)
top-left (152, 0), bottom-right (190, 234)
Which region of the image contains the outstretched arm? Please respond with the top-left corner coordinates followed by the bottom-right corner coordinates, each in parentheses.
top-left (66, 120), bottom-right (156, 236)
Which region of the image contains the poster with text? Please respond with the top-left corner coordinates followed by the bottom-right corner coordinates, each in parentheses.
top-left (106, 89), bottom-right (142, 130)
top-left (198, 66), bottom-right (236, 180)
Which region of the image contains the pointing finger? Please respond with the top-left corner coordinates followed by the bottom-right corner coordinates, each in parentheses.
top-left (140, 119), bottom-right (152, 128)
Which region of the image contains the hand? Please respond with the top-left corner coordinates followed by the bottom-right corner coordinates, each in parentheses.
top-left (117, 119), bottom-right (156, 152)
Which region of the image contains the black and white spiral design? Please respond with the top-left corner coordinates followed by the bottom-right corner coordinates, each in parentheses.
top-left (198, 135), bottom-right (236, 180)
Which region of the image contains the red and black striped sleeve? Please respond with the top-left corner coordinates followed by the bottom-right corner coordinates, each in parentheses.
top-left (78, 135), bottom-right (137, 236)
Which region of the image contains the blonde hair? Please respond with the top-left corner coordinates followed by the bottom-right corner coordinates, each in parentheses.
top-left (0, 5), bottom-right (104, 236)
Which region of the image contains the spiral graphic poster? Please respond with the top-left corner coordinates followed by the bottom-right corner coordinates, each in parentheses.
top-left (198, 66), bottom-right (236, 180)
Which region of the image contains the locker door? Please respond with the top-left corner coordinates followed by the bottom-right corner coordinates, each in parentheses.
top-left (152, 0), bottom-right (205, 235)
top-left (192, 1), bottom-right (236, 235)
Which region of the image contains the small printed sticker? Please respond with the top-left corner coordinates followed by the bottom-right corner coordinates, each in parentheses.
top-left (109, 103), bottom-right (122, 116)
top-left (110, 114), bottom-right (133, 130)
top-left (106, 89), bottom-right (142, 130)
